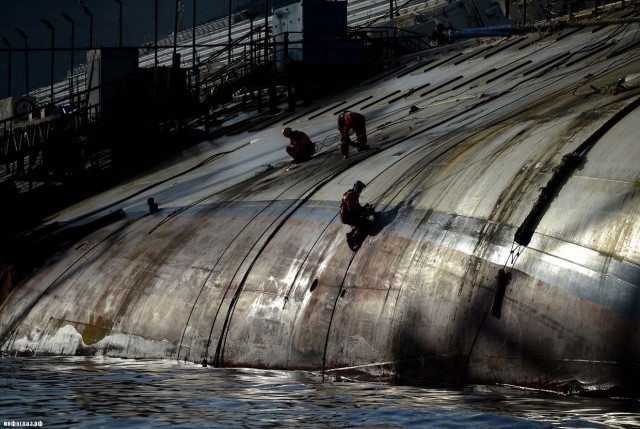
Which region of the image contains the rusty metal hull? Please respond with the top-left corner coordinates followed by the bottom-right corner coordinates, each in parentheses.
top-left (2, 17), bottom-right (640, 395)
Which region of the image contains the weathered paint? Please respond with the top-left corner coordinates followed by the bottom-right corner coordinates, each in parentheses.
top-left (2, 15), bottom-right (640, 395)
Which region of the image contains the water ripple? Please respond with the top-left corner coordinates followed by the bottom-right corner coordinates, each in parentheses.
top-left (1, 357), bottom-right (638, 428)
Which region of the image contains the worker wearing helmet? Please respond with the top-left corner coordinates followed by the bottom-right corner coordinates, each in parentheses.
top-left (337, 111), bottom-right (368, 159)
top-left (340, 180), bottom-right (373, 228)
top-left (283, 127), bottom-right (315, 163)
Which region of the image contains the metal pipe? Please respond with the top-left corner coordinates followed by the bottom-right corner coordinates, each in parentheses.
top-left (247, 11), bottom-right (259, 67)
top-left (42, 19), bottom-right (56, 104)
top-left (264, 0), bottom-right (269, 63)
top-left (173, 0), bottom-right (179, 58)
top-left (0, 36), bottom-right (11, 97)
top-left (15, 28), bottom-right (28, 95)
top-left (192, 0), bottom-right (196, 70)
top-left (62, 12), bottom-right (75, 103)
top-left (42, 19), bottom-right (55, 105)
top-left (228, 0), bottom-right (232, 65)
top-left (79, 1), bottom-right (94, 49)
top-left (116, 0), bottom-right (123, 48)
top-left (155, 0), bottom-right (158, 65)
top-left (192, 0), bottom-right (199, 96)
top-left (250, 17), bottom-right (254, 66)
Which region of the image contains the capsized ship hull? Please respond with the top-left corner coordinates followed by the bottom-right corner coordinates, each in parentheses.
top-left (2, 16), bottom-right (640, 395)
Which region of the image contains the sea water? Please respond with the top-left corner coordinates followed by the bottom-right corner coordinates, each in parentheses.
top-left (1, 356), bottom-right (638, 428)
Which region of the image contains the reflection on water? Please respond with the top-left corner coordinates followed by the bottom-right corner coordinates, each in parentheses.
top-left (1, 356), bottom-right (638, 428)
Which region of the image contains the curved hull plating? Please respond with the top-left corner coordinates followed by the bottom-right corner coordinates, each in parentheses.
top-left (2, 17), bottom-right (640, 395)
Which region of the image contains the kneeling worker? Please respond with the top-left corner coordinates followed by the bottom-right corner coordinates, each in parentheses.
top-left (340, 180), bottom-right (373, 229)
top-left (283, 127), bottom-right (315, 163)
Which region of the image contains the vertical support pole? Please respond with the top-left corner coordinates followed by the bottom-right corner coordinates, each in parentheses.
top-left (173, 0), bottom-right (179, 58)
top-left (15, 28), bottom-right (29, 96)
top-left (193, 0), bottom-right (198, 96)
top-left (117, 0), bottom-right (123, 48)
top-left (42, 19), bottom-right (55, 106)
top-left (228, 0), bottom-right (232, 65)
top-left (264, 0), bottom-right (269, 63)
top-left (62, 13), bottom-right (75, 104)
top-left (0, 37), bottom-right (11, 97)
top-left (192, 0), bottom-right (197, 69)
top-left (154, 0), bottom-right (159, 65)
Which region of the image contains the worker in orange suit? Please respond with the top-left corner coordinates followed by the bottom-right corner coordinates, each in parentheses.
top-left (283, 127), bottom-right (315, 163)
top-left (340, 180), bottom-right (373, 229)
top-left (337, 111), bottom-right (368, 158)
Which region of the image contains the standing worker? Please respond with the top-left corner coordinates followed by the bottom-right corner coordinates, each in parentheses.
top-left (337, 111), bottom-right (368, 159)
top-left (283, 127), bottom-right (315, 163)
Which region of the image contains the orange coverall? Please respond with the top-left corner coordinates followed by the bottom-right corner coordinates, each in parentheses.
top-left (286, 130), bottom-right (315, 163)
top-left (338, 111), bottom-right (367, 157)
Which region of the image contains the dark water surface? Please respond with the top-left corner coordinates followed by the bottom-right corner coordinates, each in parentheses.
top-left (1, 357), bottom-right (638, 428)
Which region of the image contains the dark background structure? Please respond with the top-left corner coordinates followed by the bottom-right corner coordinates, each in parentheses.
top-left (0, 0), bottom-right (296, 99)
